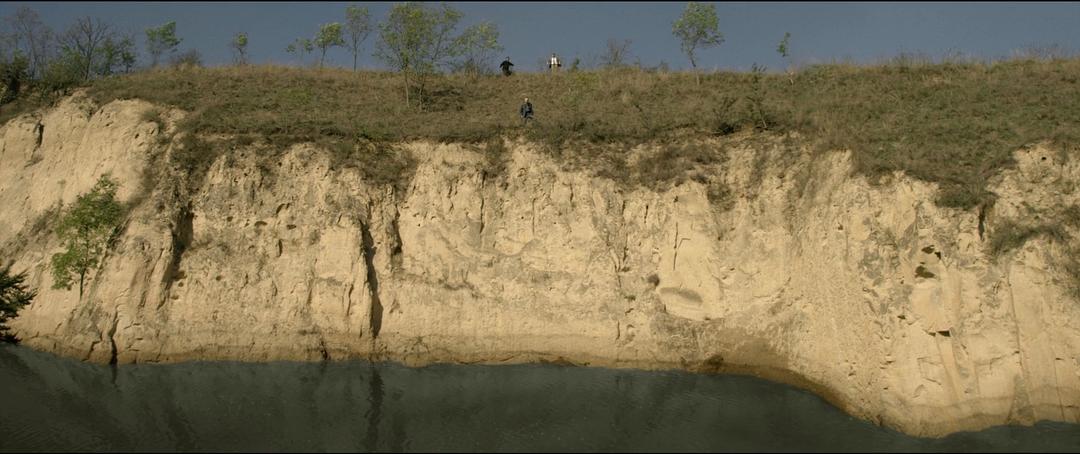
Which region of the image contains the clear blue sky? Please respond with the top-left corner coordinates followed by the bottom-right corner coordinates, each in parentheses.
top-left (2, 2), bottom-right (1079, 72)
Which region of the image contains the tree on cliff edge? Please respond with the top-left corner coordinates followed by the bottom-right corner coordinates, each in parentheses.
top-left (0, 264), bottom-right (35, 343)
top-left (51, 175), bottom-right (125, 300)
top-left (145, 21), bottom-right (181, 68)
top-left (375, 2), bottom-right (463, 109)
top-left (672, 2), bottom-right (724, 85)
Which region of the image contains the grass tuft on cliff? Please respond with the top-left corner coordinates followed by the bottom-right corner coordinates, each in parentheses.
top-left (18, 56), bottom-right (1080, 210)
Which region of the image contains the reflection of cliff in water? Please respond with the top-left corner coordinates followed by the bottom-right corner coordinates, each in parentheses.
top-left (1, 345), bottom-right (1079, 452)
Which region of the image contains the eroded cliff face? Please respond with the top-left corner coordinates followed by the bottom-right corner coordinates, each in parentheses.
top-left (2, 94), bottom-right (1079, 437)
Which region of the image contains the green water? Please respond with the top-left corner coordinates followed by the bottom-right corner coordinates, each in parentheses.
top-left (0, 345), bottom-right (1078, 452)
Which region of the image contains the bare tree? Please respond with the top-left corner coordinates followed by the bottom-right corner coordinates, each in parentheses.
top-left (57, 16), bottom-right (113, 80)
top-left (601, 38), bottom-right (633, 68)
top-left (3, 7), bottom-right (55, 79)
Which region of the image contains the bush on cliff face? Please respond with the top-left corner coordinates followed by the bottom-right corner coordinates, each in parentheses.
top-left (50, 175), bottom-right (126, 299)
top-left (0, 264), bottom-right (36, 343)
top-left (0, 53), bottom-right (30, 105)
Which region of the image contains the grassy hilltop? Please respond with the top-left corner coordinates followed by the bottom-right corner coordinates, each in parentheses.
top-left (5, 57), bottom-right (1080, 210)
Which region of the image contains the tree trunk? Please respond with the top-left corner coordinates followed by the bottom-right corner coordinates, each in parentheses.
top-left (353, 52), bottom-right (358, 71)
top-left (78, 271), bottom-right (85, 301)
top-left (418, 75), bottom-right (425, 111)
top-left (403, 71), bottom-right (410, 107)
top-left (691, 55), bottom-right (699, 85)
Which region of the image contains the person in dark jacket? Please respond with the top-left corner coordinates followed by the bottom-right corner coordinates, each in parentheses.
top-left (500, 57), bottom-right (514, 76)
top-left (520, 97), bottom-right (533, 125)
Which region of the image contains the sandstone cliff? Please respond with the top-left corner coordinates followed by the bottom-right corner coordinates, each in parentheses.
top-left (2, 93), bottom-right (1079, 437)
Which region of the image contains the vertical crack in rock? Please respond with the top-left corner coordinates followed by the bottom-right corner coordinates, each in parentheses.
top-left (389, 209), bottom-right (403, 273)
top-left (672, 222), bottom-right (680, 271)
top-left (360, 219), bottom-right (383, 339)
top-left (479, 172), bottom-right (486, 240)
top-left (621, 231), bottom-right (629, 270)
top-left (978, 203), bottom-right (988, 241)
top-left (531, 197), bottom-right (537, 236)
top-left (107, 312), bottom-right (119, 366)
top-left (160, 207), bottom-right (194, 308)
top-left (33, 121), bottom-right (44, 150)
top-left (318, 336), bottom-right (330, 361)
top-left (345, 282), bottom-right (354, 318)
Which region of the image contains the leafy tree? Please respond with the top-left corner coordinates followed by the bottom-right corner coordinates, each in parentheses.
top-left (97, 34), bottom-right (137, 76)
top-left (231, 31), bottom-right (249, 65)
top-left (314, 22), bottom-right (345, 68)
top-left (375, 2), bottom-right (463, 109)
top-left (38, 49), bottom-right (84, 98)
top-left (0, 51), bottom-right (29, 104)
top-left (746, 63), bottom-right (769, 130)
top-left (286, 37), bottom-right (314, 66)
top-left (672, 2), bottom-right (724, 84)
top-left (453, 21), bottom-right (502, 76)
top-left (344, 5), bottom-right (373, 71)
top-left (145, 21), bottom-right (181, 67)
top-left (0, 264), bottom-right (36, 343)
top-left (50, 175), bottom-right (125, 300)
top-left (776, 32), bottom-right (793, 84)
top-left (776, 32), bottom-right (790, 59)
top-left (57, 16), bottom-right (113, 80)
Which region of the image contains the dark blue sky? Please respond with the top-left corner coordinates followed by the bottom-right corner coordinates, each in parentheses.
top-left (2, 2), bottom-right (1079, 72)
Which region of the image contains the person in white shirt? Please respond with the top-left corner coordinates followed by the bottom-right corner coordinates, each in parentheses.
top-left (548, 53), bottom-right (561, 74)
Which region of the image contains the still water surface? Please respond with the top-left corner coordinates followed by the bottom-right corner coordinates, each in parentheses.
top-left (1, 345), bottom-right (1078, 452)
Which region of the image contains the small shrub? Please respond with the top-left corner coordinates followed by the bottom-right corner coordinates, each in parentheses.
top-left (0, 53), bottom-right (29, 105)
top-left (139, 107), bottom-right (166, 132)
top-left (37, 52), bottom-right (86, 100)
top-left (0, 264), bottom-right (36, 343)
top-left (320, 139), bottom-right (417, 193)
top-left (170, 49), bottom-right (204, 68)
top-left (482, 136), bottom-right (510, 176)
top-left (51, 175), bottom-right (126, 299)
top-left (171, 133), bottom-right (221, 188)
top-left (988, 220), bottom-right (1066, 257)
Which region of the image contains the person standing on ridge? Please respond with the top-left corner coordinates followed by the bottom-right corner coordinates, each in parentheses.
top-left (520, 97), bottom-right (534, 125)
top-left (500, 57), bottom-right (514, 76)
top-left (548, 53), bottom-right (562, 74)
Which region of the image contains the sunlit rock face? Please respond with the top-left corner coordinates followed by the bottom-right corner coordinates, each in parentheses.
top-left (3, 94), bottom-right (1080, 437)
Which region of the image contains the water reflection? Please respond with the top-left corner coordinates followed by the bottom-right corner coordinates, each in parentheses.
top-left (366, 363), bottom-right (382, 452)
top-left (0, 345), bottom-right (1078, 452)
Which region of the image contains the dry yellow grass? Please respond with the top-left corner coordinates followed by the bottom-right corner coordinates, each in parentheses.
top-left (3, 57), bottom-right (1072, 209)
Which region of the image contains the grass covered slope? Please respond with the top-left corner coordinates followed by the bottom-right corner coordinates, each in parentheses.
top-left (65, 57), bottom-right (1080, 209)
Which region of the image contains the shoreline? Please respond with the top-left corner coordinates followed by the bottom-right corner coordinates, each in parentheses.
top-left (5, 340), bottom-right (1020, 440)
